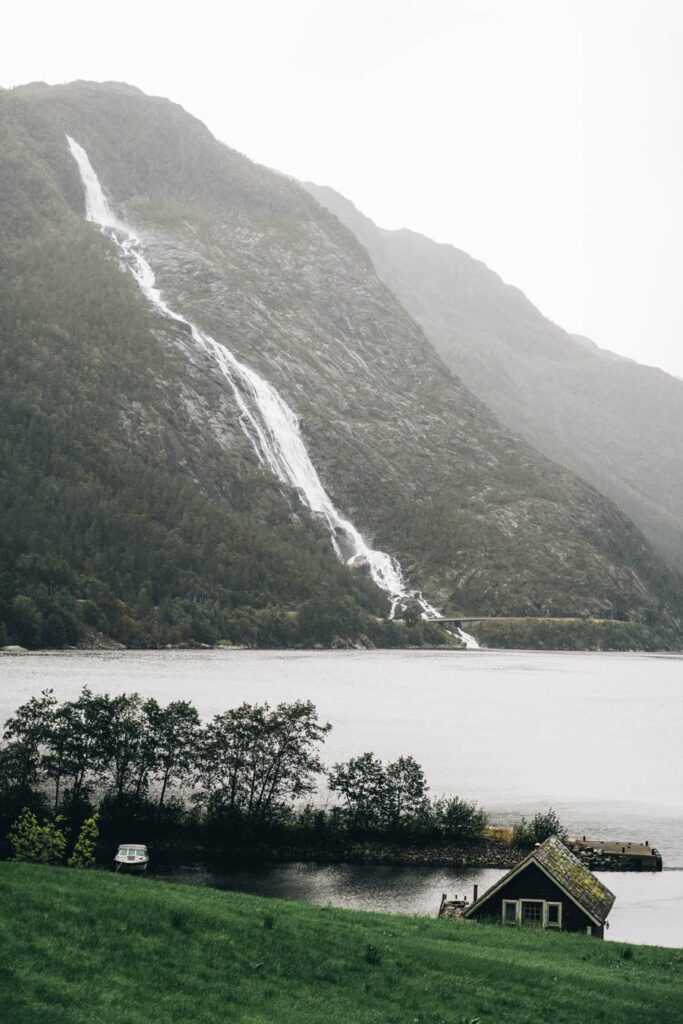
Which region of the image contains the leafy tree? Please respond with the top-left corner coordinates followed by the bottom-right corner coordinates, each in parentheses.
top-left (0, 742), bottom-right (48, 823)
top-left (297, 595), bottom-right (364, 645)
top-left (143, 698), bottom-right (200, 808)
top-left (401, 602), bottom-right (422, 628)
top-left (8, 596), bottom-right (42, 649)
top-left (3, 690), bottom-right (57, 795)
top-left (42, 612), bottom-right (68, 649)
top-left (9, 807), bottom-right (67, 864)
top-left (514, 807), bottom-right (568, 846)
top-left (54, 688), bottom-right (111, 803)
top-left (382, 756), bottom-right (428, 831)
top-left (328, 753), bottom-right (386, 831)
top-left (68, 812), bottom-right (100, 868)
top-left (197, 701), bottom-right (330, 824)
top-left (432, 796), bottom-right (488, 841)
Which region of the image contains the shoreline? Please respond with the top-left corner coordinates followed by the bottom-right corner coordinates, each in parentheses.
top-left (142, 837), bottom-right (662, 873)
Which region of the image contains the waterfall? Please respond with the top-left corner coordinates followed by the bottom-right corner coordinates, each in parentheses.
top-left (65, 136), bottom-right (478, 648)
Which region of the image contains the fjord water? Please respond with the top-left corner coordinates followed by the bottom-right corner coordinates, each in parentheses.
top-left (65, 137), bottom-right (476, 645)
top-left (2, 649), bottom-right (681, 945)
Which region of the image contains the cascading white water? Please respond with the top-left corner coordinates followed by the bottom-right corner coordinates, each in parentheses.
top-left (66, 135), bottom-right (478, 648)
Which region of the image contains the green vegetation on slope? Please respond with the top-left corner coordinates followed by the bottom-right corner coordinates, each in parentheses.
top-left (304, 182), bottom-right (683, 575)
top-left (1, 863), bottom-right (681, 1024)
top-left (1, 81), bottom-right (682, 649)
top-left (0, 92), bottom-right (449, 651)
top-left (469, 617), bottom-right (681, 651)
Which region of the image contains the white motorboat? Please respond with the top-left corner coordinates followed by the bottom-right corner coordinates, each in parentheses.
top-left (114, 844), bottom-right (149, 873)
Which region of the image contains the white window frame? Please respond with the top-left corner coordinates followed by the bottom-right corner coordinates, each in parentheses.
top-left (520, 899), bottom-right (544, 925)
top-left (544, 901), bottom-right (562, 929)
top-left (502, 899), bottom-right (519, 925)
top-left (500, 899), bottom-right (563, 929)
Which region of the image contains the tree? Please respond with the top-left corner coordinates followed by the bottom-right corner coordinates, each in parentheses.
top-left (328, 753), bottom-right (385, 831)
top-left (68, 812), bottom-right (100, 868)
top-left (401, 602), bottom-right (422, 628)
top-left (8, 596), bottom-right (42, 649)
top-left (432, 796), bottom-right (488, 841)
top-left (143, 698), bottom-right (200, 808)
top-left (382, 756), bottom-right (428, 831)
top-left (3, 690), bottom-right (57, 796)
top-left (0, 742), bottom-right (49, 821)
top-left (514, 807), bottom-right (568, 846)
top-left (54, 688), bottom-right (111, 803)
top-left (42, 612), bottom-right (67, 649)
top-left (297, 595), bottom-right (363, 644)
top-left (96, 693), bottom-right (146, 798)
top-left (9, 807), bottom-right (67, 864)
top-left (197, 701), bottom-right (331, 825)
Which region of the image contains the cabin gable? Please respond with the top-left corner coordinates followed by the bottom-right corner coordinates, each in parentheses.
top-left (467, 863), bottom-right (601, 935)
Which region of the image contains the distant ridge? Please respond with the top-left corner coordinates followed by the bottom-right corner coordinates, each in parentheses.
top-left (304, 182), bottom-right (683, 573)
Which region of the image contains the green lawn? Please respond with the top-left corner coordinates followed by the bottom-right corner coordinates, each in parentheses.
top-left (1, 863), bottom-right (681, 1024)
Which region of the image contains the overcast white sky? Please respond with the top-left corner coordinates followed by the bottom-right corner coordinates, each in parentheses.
top-left (4, 0), bottom-right (683, 376)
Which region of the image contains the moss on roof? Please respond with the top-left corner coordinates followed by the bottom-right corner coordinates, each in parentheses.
top-left (465, 835), bottom-right (616, 924)
top-left (534, 836), bottom-right (615, 923)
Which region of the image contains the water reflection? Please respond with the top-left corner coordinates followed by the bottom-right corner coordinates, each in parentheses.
top-left (153, 860), bottom-right (683, 948)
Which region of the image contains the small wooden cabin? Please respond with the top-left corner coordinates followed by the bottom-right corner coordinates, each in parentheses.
top-left (462, 835), bottom-right (615, 938)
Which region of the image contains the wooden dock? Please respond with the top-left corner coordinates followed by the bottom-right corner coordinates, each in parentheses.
top-left (569, 838), bottom-right (663, 871)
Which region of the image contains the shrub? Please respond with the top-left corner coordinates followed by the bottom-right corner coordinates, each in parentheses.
top-left (514, 808), bottom-right (568, 846)
top-left (68, 812), bottom-right (100, 868)
top-left (433, 796), bottom-right (488, 841)
top-left (9, 807), bottom-right (67, 863)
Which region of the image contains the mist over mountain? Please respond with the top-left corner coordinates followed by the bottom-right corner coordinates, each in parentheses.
top-left (304, 182), bottom-right (683, 575)
top-left (1, 81), bottom-right (681, 649)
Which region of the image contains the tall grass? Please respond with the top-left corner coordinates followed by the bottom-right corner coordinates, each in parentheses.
top-left (1, 862), bottom-right (681, 1024)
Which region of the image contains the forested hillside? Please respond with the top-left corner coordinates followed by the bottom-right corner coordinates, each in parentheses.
top-left (305, 183), bottom-right (683, 574)
top-left (0, 90), bottom-right (392, 649)
top-left (1, 81), bottom-right (681, 649)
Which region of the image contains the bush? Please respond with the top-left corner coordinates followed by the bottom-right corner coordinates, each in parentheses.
top-left (432, 796), bottom-right (488, 841)
top-left (68, 813), bottom-right (100, 868)
top-left (514, 808), bottom-right (568, 846)
top-left (9, 807), bottom-right (67, 864)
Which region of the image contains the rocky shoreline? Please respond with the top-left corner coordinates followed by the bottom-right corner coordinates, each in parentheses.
top-left (261, 838), bottom-right (516, 869)
top-left (147, 836), bottom-right (663, 873)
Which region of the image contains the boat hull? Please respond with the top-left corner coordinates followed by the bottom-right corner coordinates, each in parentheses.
top-left (114, 859), bottom-right (149, 873)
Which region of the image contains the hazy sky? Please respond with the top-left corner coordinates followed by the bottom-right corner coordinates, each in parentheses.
top-left (4, 0), bottom-right (683, 377)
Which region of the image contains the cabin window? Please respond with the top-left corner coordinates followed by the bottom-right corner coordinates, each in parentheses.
top-left (521, 901), bottom-right (543, 924)
top-left (545, 902), bottom-right (562, 928)
top-left (503, 900), bottom-right (517, 924)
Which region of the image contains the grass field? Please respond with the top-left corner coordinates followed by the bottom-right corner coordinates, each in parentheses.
top-left (1, 863), bottom-right (682, 1024)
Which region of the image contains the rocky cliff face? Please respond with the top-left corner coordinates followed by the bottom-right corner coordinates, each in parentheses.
top-left (3, 81), bottom-right (682, 632)
top-left (304, 182), bottom-right (683, 577)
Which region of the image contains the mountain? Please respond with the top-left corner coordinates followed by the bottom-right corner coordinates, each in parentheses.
top-left (304, 183), bottom-right (683, 576)
top-left (0, 80), bottom-right (681, 650)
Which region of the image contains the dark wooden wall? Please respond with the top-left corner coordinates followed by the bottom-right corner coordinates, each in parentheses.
top-left (469, 863), bottom-right (600, 935)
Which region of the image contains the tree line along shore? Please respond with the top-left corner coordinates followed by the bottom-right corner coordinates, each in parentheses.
top-left (1, 688), bottom-right (566, 868)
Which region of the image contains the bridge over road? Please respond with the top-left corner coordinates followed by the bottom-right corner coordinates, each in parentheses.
top-left (428, 615), bottom-right (621, 627)
top-left (429, 616), bottom-right (515, 627)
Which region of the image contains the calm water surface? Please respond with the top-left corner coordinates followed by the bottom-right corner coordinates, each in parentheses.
top-left (2, 648), bottom-right (681, 945)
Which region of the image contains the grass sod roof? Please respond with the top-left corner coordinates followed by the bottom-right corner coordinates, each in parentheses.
top-left (465, 835), bottom-right (616, 925)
